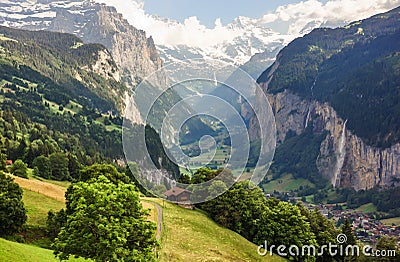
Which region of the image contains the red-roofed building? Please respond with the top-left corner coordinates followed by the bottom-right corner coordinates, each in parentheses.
top-left (164, 187), bottom-right (191, 203)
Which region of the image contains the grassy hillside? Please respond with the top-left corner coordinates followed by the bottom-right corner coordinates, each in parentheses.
top-left (381, 217), bottom-right (400, 226)
top-left (22, 189), bottom-right (65, 227)
top-left (10, 177), bottom-right (284, 261)
top-left (147, 198), bottom-right (284, 262)
top-left (11, 175), bottom-right (67, 226)
top-left (356, 203), bottom-right (377, 213)
top-left (262, 173), bottom-right (314, 193)
top-left (7, 179), bottom-right (284, 262)
top-left (0, 238), bottom-right (86, 262)
top-left (14, 175), bottom-right (66, 203)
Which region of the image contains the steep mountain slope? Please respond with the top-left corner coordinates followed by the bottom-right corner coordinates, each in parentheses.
top-left (0, 27), bottom-right (179, 178)
top-left (0, 26), bottom-right (124, 112)
top-left (47, 3), bottom-right (166, 89)
top-left (0, 0), bottom-right (215, 148)
top-left (0, 0), bottom-right (164, 86)
top-left (0, 0), bottom-right (168, 123)
top-left (255, 7), bottom-right (400, 190)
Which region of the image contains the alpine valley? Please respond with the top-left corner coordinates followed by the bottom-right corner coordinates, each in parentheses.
top-left (1, 0), bottom-right (400, 221)
top-left (0, 0), bottom-right (400, 261)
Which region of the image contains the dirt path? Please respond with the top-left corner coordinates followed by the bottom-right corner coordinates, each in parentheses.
top-left (143, 200), bottom-right (163, 240)
top-left (153, 202), bottom-right (163, 240)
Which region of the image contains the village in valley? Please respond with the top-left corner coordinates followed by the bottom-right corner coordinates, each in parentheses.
top-left (302, 202), bottom-right (400, 246)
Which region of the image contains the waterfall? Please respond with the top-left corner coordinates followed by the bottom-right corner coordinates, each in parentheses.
top-left (310, 75), bottom-right (318, 97)
top-left (305, 107), bottom-right (311, 129)
top-left (333, 120), bottom-right (347, 187)
top-left (310, 77), bottom-right (317, 91)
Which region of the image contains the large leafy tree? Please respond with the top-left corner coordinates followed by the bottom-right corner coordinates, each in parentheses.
top-left (255, 201), bottom-right (317, 252)
top-left (202, 181), bottom-right (272, 241)
top-left (79, 164), bottom-right (130, 184)
top-left (297, 203), bottom-right (339, 261)
top-left (202, 178), bottom-right (317, 261)
top-left (376, 236), bottom-right (400, 259)
top-left (53, 174), bottom-right (157, 261)
top-left (0, 172), bottom-right (27, 236)
top-left (10, 159), bottom-right (28, 178)
top-left (309, 209), bottom-right (338, 246)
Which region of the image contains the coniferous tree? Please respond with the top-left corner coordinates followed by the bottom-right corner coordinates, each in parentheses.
top-left (341, 218), bottom-right (357, 245)
top-left (0, 151), bottom-right (6, 171)
top-left (32, 155), bottom-right (51, 179)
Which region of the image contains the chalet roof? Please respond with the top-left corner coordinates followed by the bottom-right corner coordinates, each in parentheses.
top-left (164, 187), bottom-right (191, 197)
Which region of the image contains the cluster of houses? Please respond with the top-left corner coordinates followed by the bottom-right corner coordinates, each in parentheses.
top-left (305, 203), bottom-right (400, 246)
top-left (348, 213), bottom-right (399, 245)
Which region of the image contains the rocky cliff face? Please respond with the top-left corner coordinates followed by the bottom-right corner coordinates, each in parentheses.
top-left (78, 47), bottom-right (126, 111)
top-left (253, 83), bottom-right (400, 191)
top-left (251, 8), bottom-right (400, 191)
top-left (48, 3), bottom-right (166, 88)
top-left (47, 3), bottom-right (166, 122)
top-left (81, 48), bottom-right (121, 82)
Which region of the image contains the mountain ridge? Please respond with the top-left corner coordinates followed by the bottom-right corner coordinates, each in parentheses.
top-left (155, 15), bottom-right (292, 67)
top-left (254, 6), bottom-right (400, 190)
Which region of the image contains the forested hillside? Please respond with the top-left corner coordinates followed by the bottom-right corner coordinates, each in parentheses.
top-left (0, 26), bottom-right (179, 181)
top-left (0, 26), bottom-right (126, 112)
top-left (258, 7), bottom-right (400, 148)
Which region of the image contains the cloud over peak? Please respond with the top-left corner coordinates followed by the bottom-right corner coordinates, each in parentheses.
top-left (262, 0), bottom-right (400, 34)
top-left (96, 0), bottom-right (400, 47)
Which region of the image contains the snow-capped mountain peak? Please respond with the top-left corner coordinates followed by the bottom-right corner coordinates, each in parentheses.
top-left (153, 14), bottom-right (294, 66)
top-left (0, 0), bottom-right (95, 30)
top-left (0, 0), bottom-right (295, 68)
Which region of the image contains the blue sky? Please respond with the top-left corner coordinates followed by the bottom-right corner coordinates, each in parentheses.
top-left (144, 0), bottom-right (301, 27)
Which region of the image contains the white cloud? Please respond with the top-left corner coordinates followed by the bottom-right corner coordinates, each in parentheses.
top-left (96, 0), bottom-right (244, 48)
top-left (261, 0), bottom-right (400, 35)
top-left (96, 0), bottom-right (400, 48)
